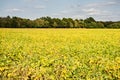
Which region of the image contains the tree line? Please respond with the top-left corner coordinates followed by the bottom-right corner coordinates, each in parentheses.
top-left (0, 16), bottom-right (120, 28)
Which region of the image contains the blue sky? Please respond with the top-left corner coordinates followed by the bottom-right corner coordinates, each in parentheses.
top-left (0, 0), bottom-right (120, 21)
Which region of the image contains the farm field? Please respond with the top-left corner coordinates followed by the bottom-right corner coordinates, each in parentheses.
top-left (0, 29), bottom-right (120, 79)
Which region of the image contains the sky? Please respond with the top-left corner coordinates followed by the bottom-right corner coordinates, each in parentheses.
top-left (0, 0), bottom-right (120, 21)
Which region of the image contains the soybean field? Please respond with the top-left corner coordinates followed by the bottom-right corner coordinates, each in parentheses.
top-left (0, 29), bottom-right (120, 79)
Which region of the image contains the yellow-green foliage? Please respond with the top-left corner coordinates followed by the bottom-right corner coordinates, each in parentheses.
top-left (0, 29), bottom-right (120, 80)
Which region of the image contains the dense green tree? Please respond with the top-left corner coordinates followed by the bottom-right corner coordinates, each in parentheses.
top-left (85, 22), bottom-right (96, 28)
top-left (0, 16), bottom-right (119, 28)
top-left (52, 18), bottom-right (63, 28)
top-left (84, 17), bottom-right (96, 23)
top-left (103, 21), bottom-right (113, 28)
top-left (12, 17), bottom-right (21, 28)
top-left (96, 22), bottom-right (105, 28)
top-left (62, 18), bottom-right (69, 28)
top-left (108, 22), bottom-right (120, 28)
top-left (34, 19), bottom-right (45, 28)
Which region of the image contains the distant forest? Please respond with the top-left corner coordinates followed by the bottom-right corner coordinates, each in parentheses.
top-left (0, 16), bottom-right (120, 28)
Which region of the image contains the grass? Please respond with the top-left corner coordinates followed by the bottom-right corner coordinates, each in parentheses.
top-left (0, 28), bottom-right (120, 79)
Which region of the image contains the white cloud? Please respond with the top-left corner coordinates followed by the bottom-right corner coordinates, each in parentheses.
top-left (24, 0), bottom-right (49, 2)
top-left (86, 1), bottom-right (117, 8)
top-left (107, 2), bottom-right (116, 5)
top-left (44, 0), bottom-right (49, 1)
top-left (82, 8), bottom-right (101, 15)
top-left (34, 5), bottom-right (46, 9)
top-left (6, 8), bottom-right (24, 12)
top-left (71, 15), bottom-right (86, 19)
top-left (24, 0), bottom-right (36, 2)
top-left (60, 10), bottom-right (71, 14)
top-left (50, 0), bottom-right (120, 21)
top-left (82, 8), bottom-right (112, 16)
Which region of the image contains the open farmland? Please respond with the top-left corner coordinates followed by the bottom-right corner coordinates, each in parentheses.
top-left (0, 29), bottom-right (120, 79)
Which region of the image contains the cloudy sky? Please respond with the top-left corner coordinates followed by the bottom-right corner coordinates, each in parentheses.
top-left (0, 0), bottom-right (120, 21)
